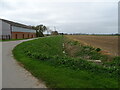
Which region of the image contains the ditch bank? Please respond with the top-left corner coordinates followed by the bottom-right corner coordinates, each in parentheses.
top-left (13, 36), bottom-right (119, 88)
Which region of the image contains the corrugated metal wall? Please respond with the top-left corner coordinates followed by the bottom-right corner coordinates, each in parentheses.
top-left (12, 26), bottom-right (36, 33)
top-left (0, 20), bottom-right (2, 40)
top-left (0, 20), bottom-right (11, 40)
top-left (1, 20), bottom-right (36, 40)
top-left (2, 21), bottom-right (11, 35)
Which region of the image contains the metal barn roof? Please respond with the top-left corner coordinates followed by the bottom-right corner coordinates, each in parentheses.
top-left (0, 18), bottom-right (35, 30)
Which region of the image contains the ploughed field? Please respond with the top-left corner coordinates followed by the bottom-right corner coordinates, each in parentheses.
top-left (65, 35), bottom-right (119, 56)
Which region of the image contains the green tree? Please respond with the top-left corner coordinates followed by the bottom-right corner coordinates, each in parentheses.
top-left (32, 25), bottom-right (47, 37)
top-left (35, 25), bottom-right (47, 32)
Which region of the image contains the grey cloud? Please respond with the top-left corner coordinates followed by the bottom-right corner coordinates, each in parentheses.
top-left (0, 0), bottom-right (118, 34)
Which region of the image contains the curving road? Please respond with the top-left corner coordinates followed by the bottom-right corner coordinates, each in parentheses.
top-left (2, 38), bottom-right (47, 88)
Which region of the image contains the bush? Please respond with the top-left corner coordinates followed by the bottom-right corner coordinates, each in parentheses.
top-left (96, 48), bottom-right (101, 52)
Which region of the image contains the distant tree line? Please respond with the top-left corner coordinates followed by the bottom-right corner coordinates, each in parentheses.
top-left (61, 33), bottom-right (120, 36)
top-left (31, 24), bottom-right (67, 37)
top-left (51, 31), bottom-right (59, 35)
top-left (31, 25), bottom-right (120, 37)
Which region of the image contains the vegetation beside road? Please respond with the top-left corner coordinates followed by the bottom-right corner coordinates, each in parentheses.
top-left (64, 37), bottom-right (108, 61)
top-left (13, 36), bottom-right (119, 88)
top-left (1, 38), bottom-right (31, 42)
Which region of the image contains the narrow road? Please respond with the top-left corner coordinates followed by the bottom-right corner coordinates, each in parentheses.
top-left (2, 38), bottom-right (47, 88)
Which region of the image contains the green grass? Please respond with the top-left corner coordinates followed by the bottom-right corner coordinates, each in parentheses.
top-left (13, 36), bottom-right (119, 88)
top-left (1, 38), bottom-right (31, 42)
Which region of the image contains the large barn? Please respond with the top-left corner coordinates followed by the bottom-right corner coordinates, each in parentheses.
top-left (0, 19), bottom-right (36, 40)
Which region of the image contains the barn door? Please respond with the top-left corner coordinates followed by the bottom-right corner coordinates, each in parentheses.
top-left (15, 34), bottom-right (17, 39)
top-left (23, 34), bottom-right (24, 39)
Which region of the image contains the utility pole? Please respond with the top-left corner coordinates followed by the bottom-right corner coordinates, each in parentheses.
top-left (46, 27), bottom-right (49, 36)
top-left (54, 26), bottom-right (56, 31)
top-left (47, 30), bottom-right (48, 35)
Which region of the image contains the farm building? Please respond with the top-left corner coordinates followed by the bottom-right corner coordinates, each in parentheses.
top-left (0, 19), bottom-right (36, 40)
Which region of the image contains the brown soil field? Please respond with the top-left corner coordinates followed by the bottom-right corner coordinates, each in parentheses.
top-left (65, 35), bottom-right (119, 56)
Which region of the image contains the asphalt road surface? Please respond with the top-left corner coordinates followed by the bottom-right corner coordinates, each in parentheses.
top-left (2, 38), bottom-right (47, 88)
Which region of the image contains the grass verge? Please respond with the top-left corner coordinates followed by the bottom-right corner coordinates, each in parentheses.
top-left (13, 36), bottom-right (119, 88)
top-left (1, 38), bottom-right (31, 42)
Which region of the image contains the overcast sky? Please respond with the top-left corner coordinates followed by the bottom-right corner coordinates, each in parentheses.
top-left (0, 0), bottom-right (119, 34)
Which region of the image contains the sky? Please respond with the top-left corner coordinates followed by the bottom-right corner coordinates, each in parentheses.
top-left (0, 0), bottom-right (119, 34)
